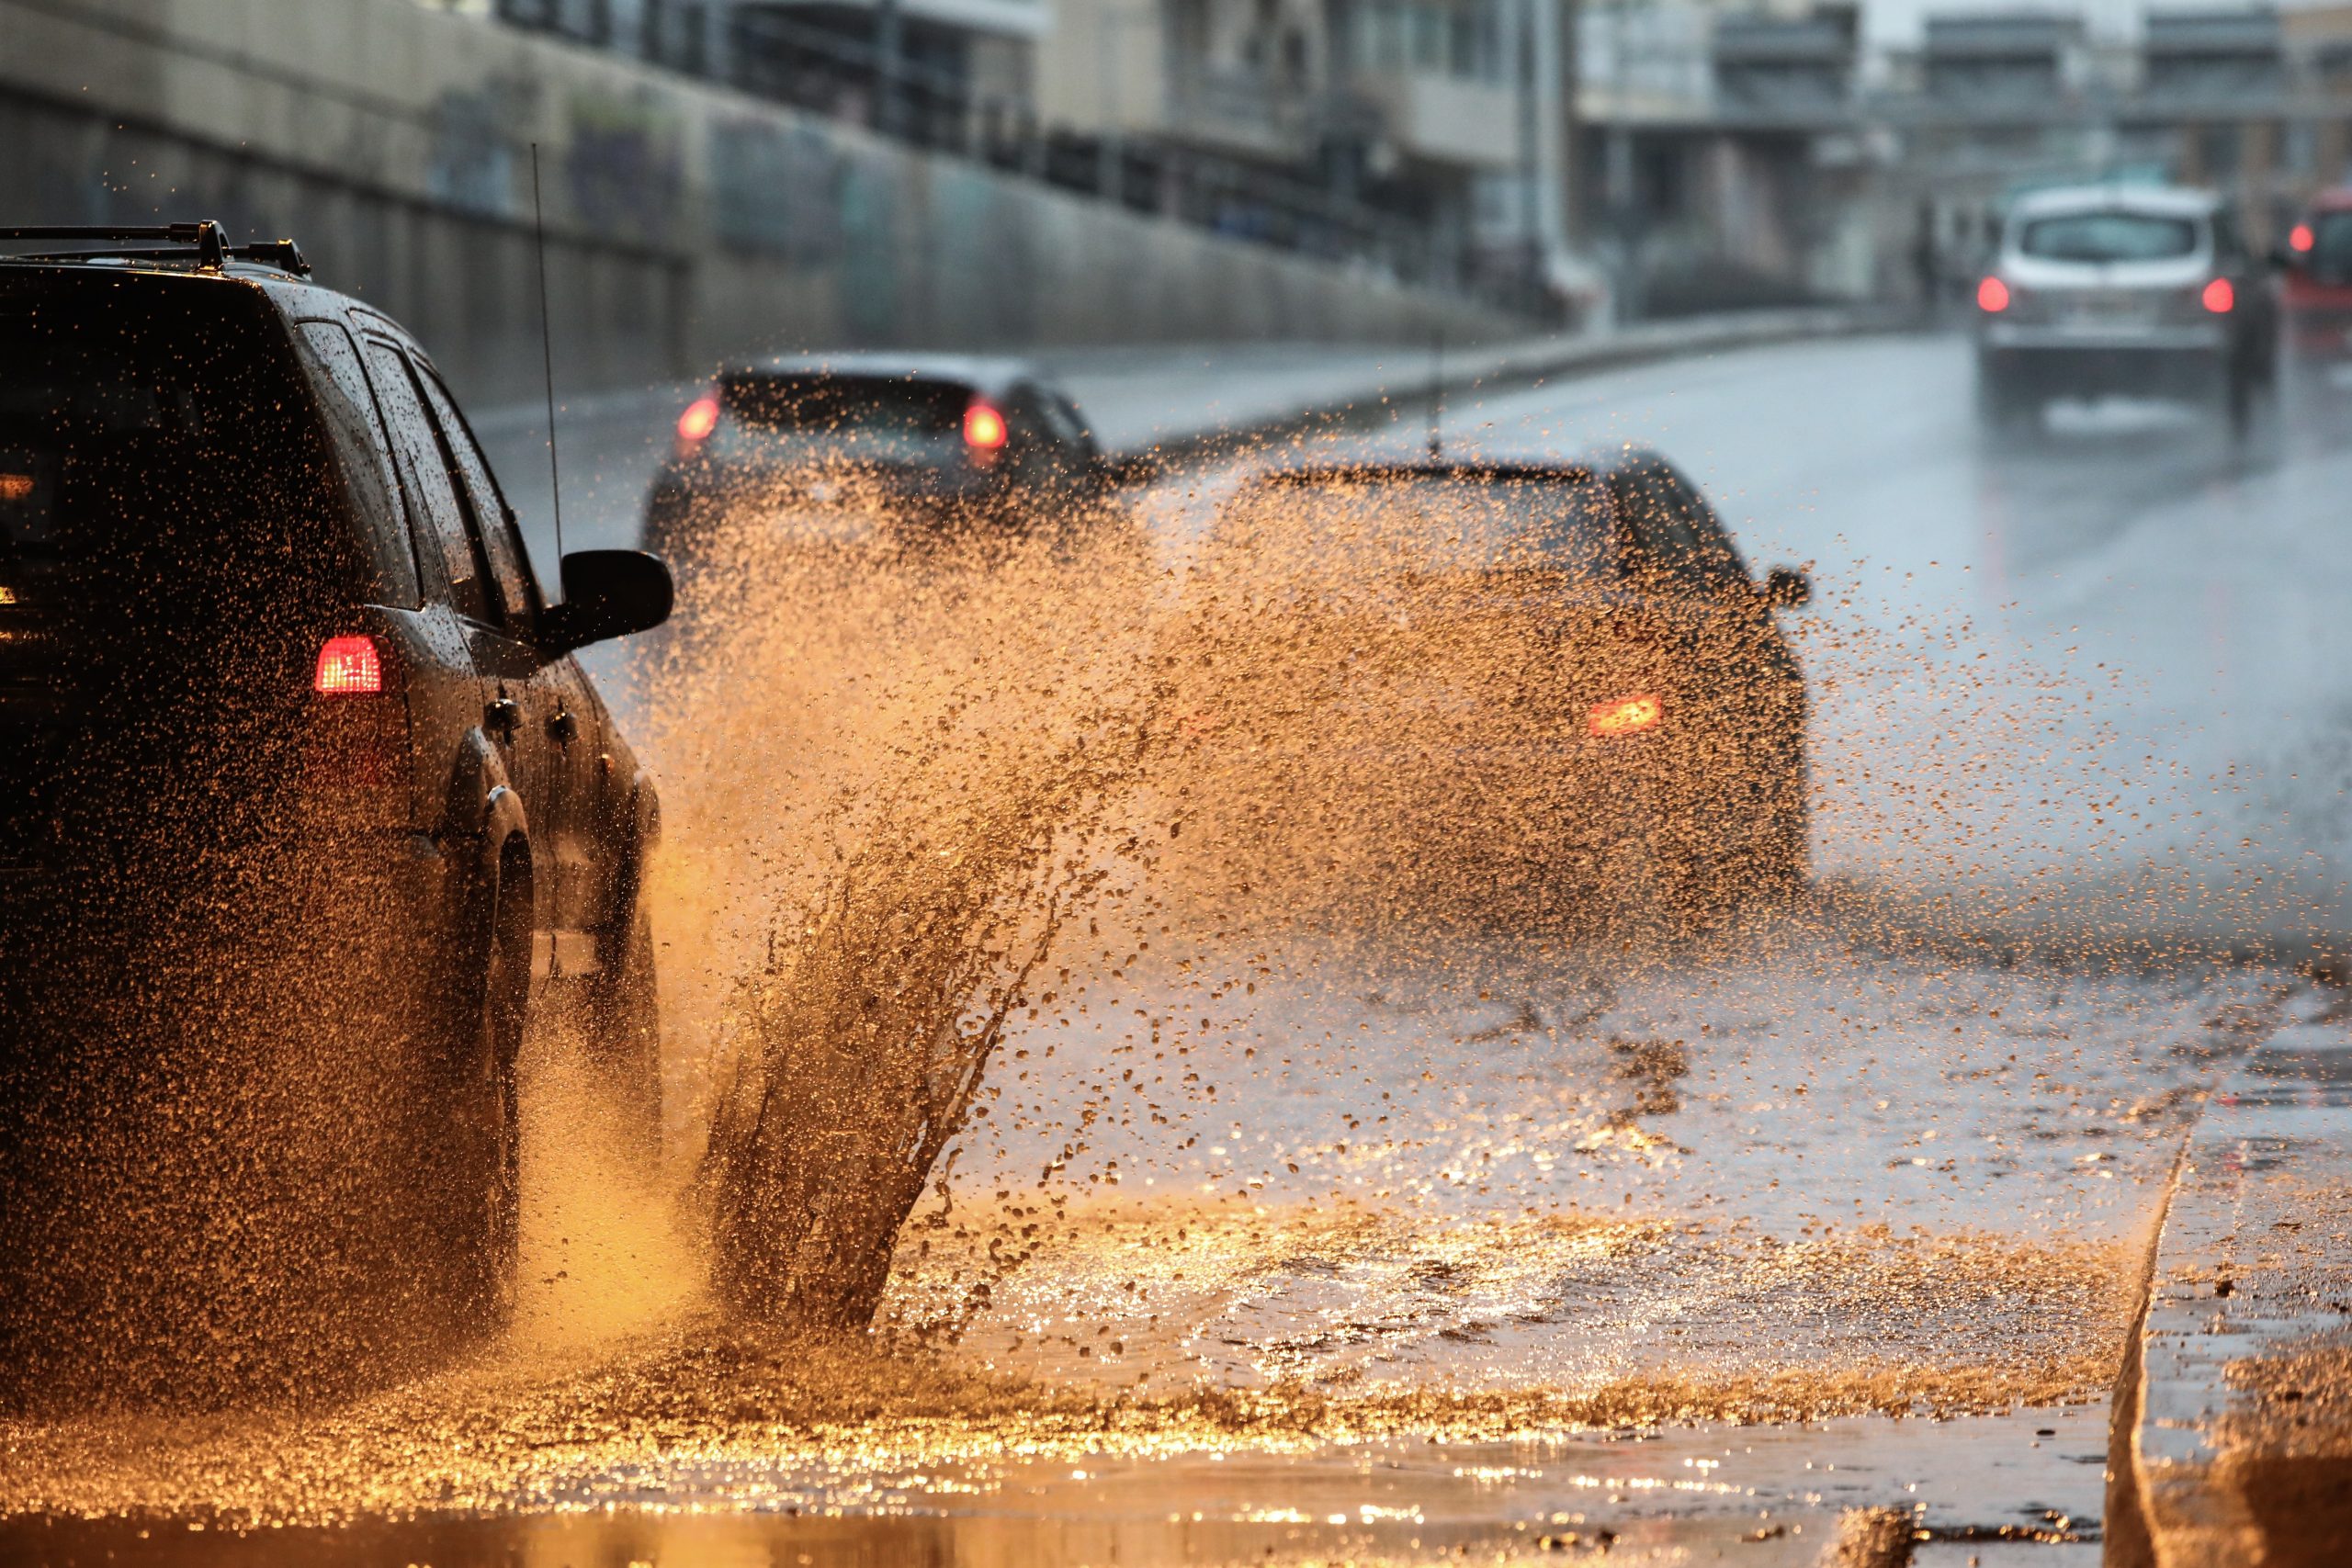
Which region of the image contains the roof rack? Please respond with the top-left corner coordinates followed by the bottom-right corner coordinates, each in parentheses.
top-left (0, 221), bottom-right (311, 277)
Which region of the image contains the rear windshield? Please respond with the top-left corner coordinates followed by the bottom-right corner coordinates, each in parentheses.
top-left (2017, 211), bottom-right (2200, 263)
top-left (1212, 470), bottom-right (1616, 583)
top-left (715, 373), bottom-right (969, 464)
top-left (0, 280), bottom-right (364, 602)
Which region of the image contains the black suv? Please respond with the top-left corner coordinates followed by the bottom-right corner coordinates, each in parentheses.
top-left (0, 224), bottom-right (672, 1378)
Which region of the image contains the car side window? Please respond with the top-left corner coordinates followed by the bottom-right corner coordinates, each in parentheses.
top-left (361, 338), bottom-right (492, 624)
top-left (1611, 469), bottom-right (1703, 591)
top-left (1039, 390), bottom-right (1088, 454)
top-left (413, 364), bottom-right (539, 628)
top-left (1004, 387), bottom-right (1057, 479)
top-left (292, 320), bottom-right (421, 609)
top-left (1655, 468), bottom-right (1751, 592)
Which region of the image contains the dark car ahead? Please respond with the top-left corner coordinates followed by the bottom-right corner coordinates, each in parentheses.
top-left (2278, 187), bottom-right (2352, 385)
top-left (642, 354), bottom-right (1123, 566)
top-left (1181, 448), bottom-right (1811, 918)
top-left (0, 223), bottom-right (672, 1372)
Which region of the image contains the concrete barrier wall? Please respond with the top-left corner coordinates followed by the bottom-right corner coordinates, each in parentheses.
top-left (0, 0), bottom-right (1518, 407)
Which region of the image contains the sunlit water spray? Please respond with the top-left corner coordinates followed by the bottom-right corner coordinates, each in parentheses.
top-left (0, 408), bottom-right (2321, 1529)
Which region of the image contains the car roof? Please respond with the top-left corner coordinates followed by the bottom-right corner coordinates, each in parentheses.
top-left (1252, 447), bottom-right (1670, 487)
top-left (2007, 184), bottom-right (2221, 221)
top-left (0, 254), bottom-right (379, 327)
top-left (2307, 186), bottom-right (2352, 214)
top-left (718, 352), bottom-right (1044, 398)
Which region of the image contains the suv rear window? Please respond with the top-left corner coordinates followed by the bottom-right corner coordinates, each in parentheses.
top-left (0, 281), bottom-right (376, 604)
top-left (2017, 211), bottom-right (2199, 263)
top-left (714, 374), bottom-right (968, 464)
top-left (1213, 471), bottom-right (1616, 582)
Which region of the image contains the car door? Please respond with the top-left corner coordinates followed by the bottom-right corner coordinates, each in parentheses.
top-left (349, 328), bottom-right (503, 850)
top-left (1629, 463), bottom-right (1799, 802)
top-left (1607, 463), bottom-right (1740, 739)
top-left (407, 357), bottom-right (609, 978)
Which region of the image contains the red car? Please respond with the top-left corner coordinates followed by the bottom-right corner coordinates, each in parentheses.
top-left (2278, 188), bottom-right (2352, 378)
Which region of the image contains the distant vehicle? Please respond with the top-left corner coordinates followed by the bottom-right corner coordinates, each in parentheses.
top-left (2277, 187), bottom-right (2352, 383)
top-left (1973, 185), bottom-right (2277, 434)
top-left (1187, 449), bottom-right (1812, 917)
top-left (643, 354), bottom-right (1129, 567)
top-left (0, 222), bottom-right (673, 1331)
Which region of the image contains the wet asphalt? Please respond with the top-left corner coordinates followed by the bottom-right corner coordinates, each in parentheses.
top-left (6, 332), bottom-right (2347, 1564)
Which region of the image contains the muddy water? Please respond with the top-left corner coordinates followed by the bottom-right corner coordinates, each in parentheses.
top-left (0, 423), bottom-right (2312, 1562)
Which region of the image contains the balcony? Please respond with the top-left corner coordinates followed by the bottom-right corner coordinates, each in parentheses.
top-left (1163, 64), bottom-right (1327, 161)
top-left (1349, 68), bottom-right (1518, 170)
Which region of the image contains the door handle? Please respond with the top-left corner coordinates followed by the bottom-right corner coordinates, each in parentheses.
top-left (548, 708), bottom-right (577, 745)
top-left (484, 695), bottom-right (521, 737)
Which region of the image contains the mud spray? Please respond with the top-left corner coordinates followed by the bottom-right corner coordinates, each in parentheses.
top-left (0, 433), bottom-right (2324, 1529)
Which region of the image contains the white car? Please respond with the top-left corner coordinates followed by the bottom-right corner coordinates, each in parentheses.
top-left (1973, 184), bottom-right (2276, 434)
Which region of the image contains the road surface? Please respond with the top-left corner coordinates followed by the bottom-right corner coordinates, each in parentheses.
top-left (6, 332), bottom-right (2348, 1565)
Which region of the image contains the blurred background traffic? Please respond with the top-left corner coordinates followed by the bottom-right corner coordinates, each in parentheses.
top-left (13, 0), bottom-right (2352, 403)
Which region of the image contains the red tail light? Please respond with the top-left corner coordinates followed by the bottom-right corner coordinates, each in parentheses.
top-left (2201, 276), bottom-right (2235, 314)
top-left (1589, 693), bottom-right (1663, 739)
top-left (314, 634), bottom-right (384, 696)
top-left (1976, 276), bottom-right (2010, 313)
top-left (676, 394), bottom-right (720, 446)
top-left (2291, 222), bottom-right (2315, 254)
top-left (963, 400), bottom-right (1008, 453)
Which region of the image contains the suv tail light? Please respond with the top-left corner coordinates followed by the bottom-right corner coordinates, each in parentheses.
top-left (314, 634), bottom-right (384, 696)
top-left (964, 399), bottom-right (1008, 457)
top-left (676, 393), bottom-right (720, 457)
top-left (2201, 277), bottom-right (2235, 314)
top-left (2291, 222), bottom-right (2315, 254)
top-left (1589, 693), bottom-right (1663, 739)
top-left (1976, 276), bottom-right (2011, 312)
top-left (306, 632), bottom-right (408, 808)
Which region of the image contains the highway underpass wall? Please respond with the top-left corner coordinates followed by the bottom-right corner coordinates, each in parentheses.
top-left (0, 0), bottom-right (1519, 408)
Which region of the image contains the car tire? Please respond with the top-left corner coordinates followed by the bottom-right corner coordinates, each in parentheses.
top-left (586, 902), bottom-right (662, 1174)
top-left (1974, 362), bottom-right (2030, 435)
top-left (445, 850), bottom-right (526, 1336)
top-left (1654, 732), bottom-right (1807, 925)
top-left (1750, 750), bottom-right (1811, 904)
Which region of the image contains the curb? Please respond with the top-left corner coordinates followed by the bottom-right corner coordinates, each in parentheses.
top-left (2108, 1010), bottom-right (2352, 1566)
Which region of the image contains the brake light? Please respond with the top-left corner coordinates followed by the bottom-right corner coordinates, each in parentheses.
top-left (2201, 276), bottom-right (2234, 314)
top-left (1976, 276), bottom-right (2010, 312)
top-left (1589, 693), bottom-right (1662, 739)
top-left (313, 634), bottom-right (384, 696)
top-left (963, 400), bottom-right (1008, 453)
top-left (2291, 222), bottom-right (2315, 254)
top-left (676, 394), bottom-right (720, 446)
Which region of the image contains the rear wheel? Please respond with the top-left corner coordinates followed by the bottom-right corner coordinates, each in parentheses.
top-left (445, 852), bottom-right (526, 1334)
top-left (586, 903), bottom-right (662, 1173)
top-left (1656, 733), bottom-right (1807, 925)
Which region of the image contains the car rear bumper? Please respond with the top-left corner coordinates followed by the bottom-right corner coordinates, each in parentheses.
top-left (0, 829), bottom-right (450, 961)
top-left (1979, 337), bottom-right (2229, 397)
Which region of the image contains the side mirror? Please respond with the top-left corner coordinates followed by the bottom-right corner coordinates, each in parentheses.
top-left (543, 549), bottom-right (673, 652)
top-left (1762, 564), bottom-right (1811, 609)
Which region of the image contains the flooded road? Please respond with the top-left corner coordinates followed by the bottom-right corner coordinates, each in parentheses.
top-left (6, 331), bottom-right (2347, 1563)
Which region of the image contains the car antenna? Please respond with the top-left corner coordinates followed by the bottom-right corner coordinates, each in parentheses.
top-left (530, 142), bottom-right (565, 564)
top-left (1427, 327), bottom-right (1444, 460)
